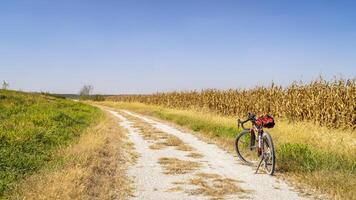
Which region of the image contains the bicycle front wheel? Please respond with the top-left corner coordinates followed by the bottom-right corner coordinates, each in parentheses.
top-left (262, 132), bottom-right (275, 175)
top-left (235, 130), bottom-right (259, 165)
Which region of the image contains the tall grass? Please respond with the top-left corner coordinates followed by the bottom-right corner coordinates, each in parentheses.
top-left (0, 90), bottom-right (101, 196)
top-left (108, 78), bottom-right (355, 129)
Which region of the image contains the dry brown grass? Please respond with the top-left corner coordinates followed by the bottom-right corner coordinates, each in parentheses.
top-left (7, 111), bottom-right (135, 200)
top-left (119, 111), bottom-right (197, 152)
top-left (152, 135), bottom-right (195, 151)
top-left (122, 113), bottom-right (170, 142)
top-left (159, 135), bottom-right (195, 151)
top-left (149, 143), bottom-right (166, 150)
top-left (189, 173), bottom-right (244, 196)
top-left (163, 135), bottom-right (183, 146)
top-left (158, 157), bottom-right (201, 175)
top-left (171, 172), bottom-right (248, 200)
top-left (186, 152), bottom-right (204, 159)
top-left (137, 128), bottom-right (168, 141)
top-left (176, 143), bottom-right (195, 151)
top-left (166, 186), bottom-right (184, 192)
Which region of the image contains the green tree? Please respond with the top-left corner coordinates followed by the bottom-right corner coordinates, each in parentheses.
top-left (2, 81), bottom-right (9, 90)
top-left (79, 85), bottom-right (93, 100)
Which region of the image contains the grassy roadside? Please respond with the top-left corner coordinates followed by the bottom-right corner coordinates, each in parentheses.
top-left (97, 101), bottom-right (356, 200)
top-left (6, 110), bottom-right (134, 200)
top-left (0, 90), bottom-right (101, 196)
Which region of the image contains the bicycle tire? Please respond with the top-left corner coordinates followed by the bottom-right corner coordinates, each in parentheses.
top-left (235, 130), bottom-right (258, 165)
top-left (262, 132), bottom-right (275, 175)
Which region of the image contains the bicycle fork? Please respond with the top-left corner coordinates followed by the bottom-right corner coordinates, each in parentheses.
top-left (255, 131), bottom-right (264, 173)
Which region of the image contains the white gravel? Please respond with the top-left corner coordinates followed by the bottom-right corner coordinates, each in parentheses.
top-left (109, 110), bottom-right (307, 200)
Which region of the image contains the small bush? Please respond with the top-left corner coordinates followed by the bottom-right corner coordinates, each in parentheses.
top-left (92, 95), bottom-right (105, 101)
top-left (278, 143), bottom-right (318, 172)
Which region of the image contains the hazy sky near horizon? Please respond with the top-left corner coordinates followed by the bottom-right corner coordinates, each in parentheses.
top-left (1, 0), bottom-right (355, 94)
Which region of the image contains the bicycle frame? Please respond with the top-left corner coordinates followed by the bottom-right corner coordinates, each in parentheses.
top-left (239, 118), bottom-right (264, 156)
top-left (252, 125), bottom-right (264, 157)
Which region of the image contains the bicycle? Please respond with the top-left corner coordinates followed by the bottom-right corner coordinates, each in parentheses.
top-left (235, 113), bottom-right (276, 175)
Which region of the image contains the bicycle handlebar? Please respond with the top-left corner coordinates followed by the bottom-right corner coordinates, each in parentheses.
top-left (237, 112), bottom-right (256, 130)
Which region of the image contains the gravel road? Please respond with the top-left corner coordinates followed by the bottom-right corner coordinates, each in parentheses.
top-left (108, 109), bottom-right (307, 200)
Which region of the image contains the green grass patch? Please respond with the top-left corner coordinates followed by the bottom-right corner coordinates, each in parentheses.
top-left (0, 90), bottom-right (101, 196)
top-left (277, 143), bottom-right (355, 174)
top-left (151, 109), bottom-right (237, 138)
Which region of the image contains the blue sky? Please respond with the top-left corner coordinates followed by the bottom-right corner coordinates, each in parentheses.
top-left (0, 0), bottom-right (355, 94)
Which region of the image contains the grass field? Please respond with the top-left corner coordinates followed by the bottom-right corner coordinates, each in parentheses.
top-left (97, 101), bottom-right (356, 200)
top-left (0, 90), bottom-right (101, 196)
top-left (7, 110), bottom-right (134, 200)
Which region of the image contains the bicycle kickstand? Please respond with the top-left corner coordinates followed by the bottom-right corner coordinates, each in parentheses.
top-left (255, 156), bottom-right (264, 174)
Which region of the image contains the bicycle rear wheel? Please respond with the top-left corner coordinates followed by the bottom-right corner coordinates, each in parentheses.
top-left (262, 132), bottom-right (275, 175)
top-left (235, 130), bottom-right (259, 165)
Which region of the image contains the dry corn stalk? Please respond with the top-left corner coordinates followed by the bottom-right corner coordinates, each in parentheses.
top-left (107, 78), bottom-right (356, 129)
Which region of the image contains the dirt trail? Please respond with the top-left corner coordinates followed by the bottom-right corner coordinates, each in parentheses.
top-left (108, 109), bottom-right (307, 200)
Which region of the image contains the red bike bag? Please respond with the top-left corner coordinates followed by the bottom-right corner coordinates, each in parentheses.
top-left (256, 115), bottom-right (275, 128)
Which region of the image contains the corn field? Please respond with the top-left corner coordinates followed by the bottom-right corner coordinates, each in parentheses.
top-left (108, 78), bottom-right (356, 129)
